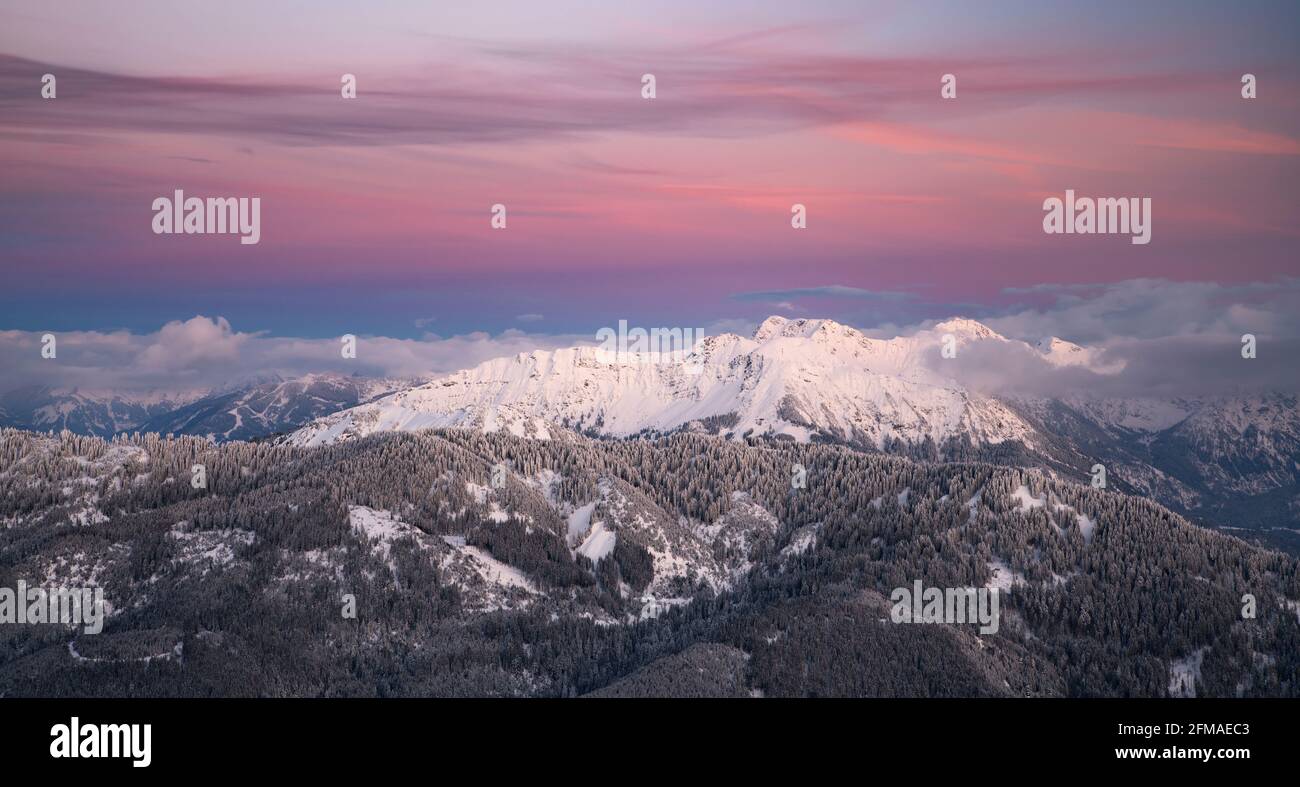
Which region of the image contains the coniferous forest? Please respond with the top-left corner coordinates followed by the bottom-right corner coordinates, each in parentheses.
top-left (1, 426), bottom-right (1296, 697)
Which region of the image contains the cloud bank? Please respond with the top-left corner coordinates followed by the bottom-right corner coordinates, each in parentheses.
top-left (0, 316), bottom-right (585, 397)
top-left (2, 279), bottom-right (1295, 402)
top-left (930, 278), bottom-right (1300, 398)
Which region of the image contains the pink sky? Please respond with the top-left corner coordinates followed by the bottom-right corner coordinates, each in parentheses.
top-left (1, 0), bottom-right (1297, 338)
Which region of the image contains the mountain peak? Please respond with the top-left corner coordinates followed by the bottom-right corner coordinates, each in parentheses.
top-left (1033, 335), bottom-right (1120, 372)
top-left (753, 316), bottom-right (856, 342)
top-left (931, 318), bottom-right (1002, 340)
top-left (1035, 336), bottom-right (1083, 354)
top-left (753, 315), bottom-right (801, 340)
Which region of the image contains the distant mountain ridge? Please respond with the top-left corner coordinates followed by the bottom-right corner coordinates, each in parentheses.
top-left (0, 385), bottom-right (202, 437)
top-left (0, 373), bottom-right (422, 441)
top-left (136, 373), bottom-right (422, 441)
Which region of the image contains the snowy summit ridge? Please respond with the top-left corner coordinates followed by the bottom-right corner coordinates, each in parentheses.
top-left (287, 316), bottom-right (1049, 449)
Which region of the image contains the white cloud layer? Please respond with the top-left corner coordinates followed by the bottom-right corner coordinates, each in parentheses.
top-left (0, 316), bottom-right (586, 397)
top-left (930, 278), bottom-right (1300, 398)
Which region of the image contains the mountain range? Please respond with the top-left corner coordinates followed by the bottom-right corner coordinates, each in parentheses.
top-left (3, 315), bottom-right (1298, 697)
top-left (4, 317), bottom-right (1295, 552)
top-left (0, 373), bottom-right (420, 442)
top-left (281, 317), bottom-right (1300, 554)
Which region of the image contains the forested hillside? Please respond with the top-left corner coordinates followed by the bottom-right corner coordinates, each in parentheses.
top-left (1, 427), bottom-right (1296, 697)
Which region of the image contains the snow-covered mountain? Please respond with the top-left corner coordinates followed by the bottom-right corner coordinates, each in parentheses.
top-left (3, 316), bottom-right (1292, 550)
top-left (135, 373), bottom-right (422, 441)
top-left (283, 316), bottom-right (1300, 550)
top-left (1005, 392), bottom-right (1300, 551)
top-left (287, 316), bottom-right (1039, 450)
top-left (0, 385), bottom-right (204, 437)
top-left (1034, 336), bottom-right (1121, 372)
top-left (0, 373), bottom-right (422, 441)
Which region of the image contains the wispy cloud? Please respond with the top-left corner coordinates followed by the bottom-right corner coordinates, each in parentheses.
top-left (2, 43), bottom-right (1247, 151)
top-left (731, 284), bottom-right (917, 302)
